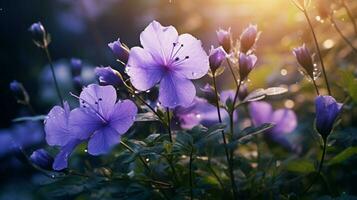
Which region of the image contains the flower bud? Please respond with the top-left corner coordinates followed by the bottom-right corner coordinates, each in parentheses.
top-left (70, 58), bottom-right (82, 77)
top-left (216, 28), bottom-right (232, 53)
top-left (9, 80), bottom-right (22, 95)
top-left (209, 46), bottom-right (226, 73)
top-left (29, 22), bottom-right (48, 48)
top-left (315, 95), bottom-right (343, 140)
top-left (293, 44), bottom-right (314, 79)
top-left (240, 24), bottom-right (258, 53)
top-left (108, 38), bottom-right (130, 64)
top-left (30, 149), bottom-right (54, 170)
top-left (95, 66), bottom-right (122, 87)
top-left (72, 76), bottom-right (82, 92)
top-left (238, 84), bottom-right (248, 101)
top-left (238, 53), bottom-right (257, 81)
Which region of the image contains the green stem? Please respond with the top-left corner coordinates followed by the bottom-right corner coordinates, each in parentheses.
top-left (212, 73), bottom-right (238, 199)
top-left (44, 47), bottom-right (64, 107)
top-left (189, 149), bottom-right (194, 200)
top-left (312, 78), bottom-right (320, 96)
top-left (120, 141), bottom-right (151, 172)
top-left (303, 9), bottom-right (332, 95)
top-left (303, 139), bottom-right (327, 194)
top-left (166, 108), bottom-right (173, 143)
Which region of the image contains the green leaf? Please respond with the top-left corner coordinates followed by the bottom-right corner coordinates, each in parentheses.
top-left (337, 70), bottom-right (357, 103)
top-left (264, 87), bottom-right (288, 96)
top-left (284, 159), bottom-right (315, 173)
top-left (242, 88), bottom-right (266, 103)
top-left (205, 123), bottom-right (226, 138)
top-left (12, 115), bottom-right (46, 122)
top-left (328, 146), bottom-right (357, 166)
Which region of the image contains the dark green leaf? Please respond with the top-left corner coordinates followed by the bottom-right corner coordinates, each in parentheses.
top-left (12, 115), bottom-right (46, 122)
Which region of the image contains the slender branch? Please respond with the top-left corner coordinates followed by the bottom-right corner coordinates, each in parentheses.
top-left (212, 73), bottom-right (238, 199)
top-left (330, 16), bottom-right (357, 54)
top-left (166, 108), bottom-right (173, 143)
top-left (44, 47), bottom-right (64, 107)
top-left (312, 78), bottom-right (320, 96)
top-left (342, 0), bottom-right (357, 36)
top-left (303, 9), bottom-right (332, 95)
top-left (303, 139), bottom-right (327, 194)
top-left (120, 141), bottom-right (150, 172)
top-left (207, 160), bottom-right (225, 190)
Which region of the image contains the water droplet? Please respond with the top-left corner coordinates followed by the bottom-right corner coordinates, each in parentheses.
top-left (124, 68), bottom-right (130, 74)
top-left (146, 90), bottom-right (151, 93)
top-left (51, 174), bottom-right (56, 179)
top-left (280, 69), bottom-right (288, 76)
top-left (196, 114), bottom-right (201, 118)
top-left (131, 94), bottom-right (135, 98)
top-left (84, 149), bottom-right (88, 153)
top-left (134, 90), bottom-right (140, 94)
top-left (145, 158), bottom-right (150, 162)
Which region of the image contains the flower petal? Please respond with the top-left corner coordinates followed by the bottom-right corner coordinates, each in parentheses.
top-left (159, 73), bottom-right (196, 108)
top-left (173, 34), bottom-right (209, 79)
top-left (53, 139), bottom-right (82, 171)
top-left (79, 84), bottom-right (117, 119)
top-left (140, 20), bottom-right (178, 64)
top-left (127, 47), bottom-right (164, 91)
top-left (271, 109), bottom-right (297, 135)
top-left (45, 102), bottom-right (72, 146)
top-left (248, 101), bottom-right (273, 126)
top-left (87, 127), bottom-right (120, 155)
top-left (109, 100), bottom-right (137, 134)
top-left (69, 108), bottom-right (104, 140)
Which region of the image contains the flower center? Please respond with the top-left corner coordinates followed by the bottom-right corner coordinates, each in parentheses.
top-left (167, 42), bottom-right (190, 67)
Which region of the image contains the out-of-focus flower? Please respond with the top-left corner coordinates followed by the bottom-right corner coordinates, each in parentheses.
top-left (70, 58), bottom-right (82, 77)
top-left (95, 66), bottom-right (122, 87)
top-left (240, 24), bottom-right (259, 53)
top-left (30, 149), bottom-right (54, 170)
top-left (29, 22), bottom-right (49, 48)
top-left (9, 80), bottom-right (23, 96)
top-left (175, 97), bottom-right (230, 129)
top-left (108, 38), bottom-right (130, 64)
top-left (216, 28), bottom-right (232, 53)
top-left (315, 95), bottom-right (343, 140)
top-left (127, 21), bottom-right (209, 108)
top-left (249, 101), bottom-right (297, 149)
top-left (238, 53), bottom-right (257, 81)
top-left (209, 46), bottom-right (226, 73)
top-left (316, 0), bottom-right (331, 19)
top-left (293, 44), bottom-right (315, 79)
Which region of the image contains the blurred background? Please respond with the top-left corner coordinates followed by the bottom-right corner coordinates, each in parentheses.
top-left (0, 0), bottom-right (356, 199)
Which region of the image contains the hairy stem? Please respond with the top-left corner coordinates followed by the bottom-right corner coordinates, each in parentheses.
top-left (166, 108), bottom-right (173, 143)
top-left (303, 10), bottom-right (332, 95)
top-left (212, 73), bottom-right (238, 199)
top-left (44, 47), bottom-right (64, 107)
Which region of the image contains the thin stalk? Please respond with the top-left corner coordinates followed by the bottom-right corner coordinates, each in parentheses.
top-left (166, 108), bottom-right (173, 143)
top-left (212, 73), bottom-right (238, 199)
top-left (303, 140), bottom-right (327, 194)
top-left (120, 141), bottom-right (150, 172)
top-left (330, 16), bottom-right (357, 54)
top-left (189, 149), bottom-right (194, 200)
top-left (44, 47), bottom-right (64, 107)
top-left (303, 10), bottom-right (332, 95)
top-left (342, 0), bottom-right (357, 36)
top-left (226, 58), bottom-right (239, 87)
top-left (312, 78), bottom-right (320, 96)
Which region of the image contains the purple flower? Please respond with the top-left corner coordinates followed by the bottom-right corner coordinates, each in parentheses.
top-left (249, 101), bottom-right (297, 148)
top-left (293, 44), bottom-right (314, 79)
top-left (30, 149), bottom-right (54, 170)
top-left (70, 58), bottom-right (82, 77)
top-left (108, 38), bottom-right (130, 63)
top-left (70, 84), bottom-right (137, 155)
top-left (216, 28), bottom-right (232, 53)
top-left (240, 24), bottom-right (258, 53)
top-left (209, 46), bottom-right (226, 73)
top-left (29, 22), bottom-right (48, 47)
top-left (175, 97), bottom-right (229, 129)
top-left (315, 95), bottom-right (343, 139)
top-left (45, 85), bottom-right (137, 170)
top-left (9, 80), bottom-right (22, 96)
top-left (127, 21), bottom-right (209, 108)
top-left (238, 53), bottom-right (257, 81)
top-left (95, 66), bottom-right (122, 87)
